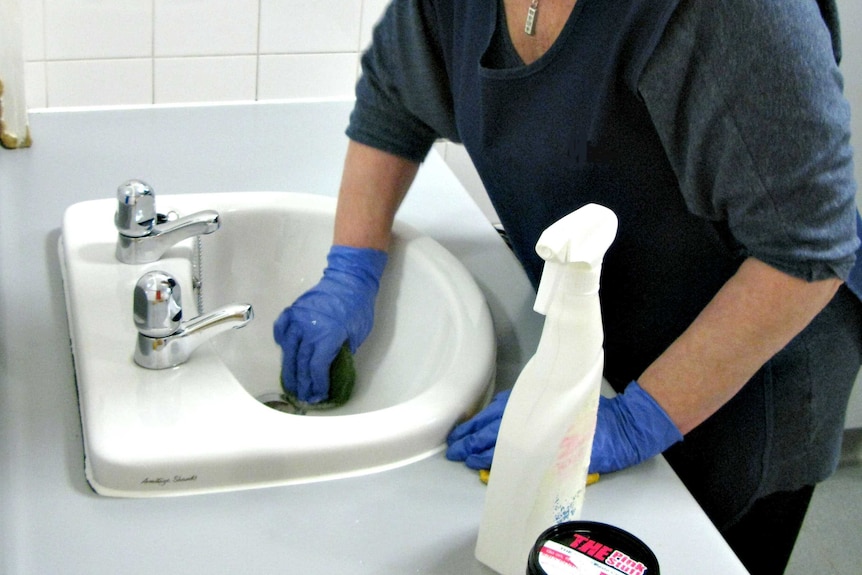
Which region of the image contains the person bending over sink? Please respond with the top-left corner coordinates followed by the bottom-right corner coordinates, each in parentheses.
top-left (273, 1), bottom-right (862, 573)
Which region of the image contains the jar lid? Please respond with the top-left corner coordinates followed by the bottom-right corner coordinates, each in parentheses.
top-left (527, 521), bottom-right (660, 575)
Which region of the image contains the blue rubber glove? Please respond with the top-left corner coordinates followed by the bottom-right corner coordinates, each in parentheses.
top-left (445, 389), bottom-right (511, 470)
top-left (589, 380), bottom-right (683, 474)
top-left (273, 245), bottom-right (387, 404)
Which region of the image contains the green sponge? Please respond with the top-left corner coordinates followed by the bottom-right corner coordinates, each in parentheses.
top-left (280, 342), bottom-right (356, 413)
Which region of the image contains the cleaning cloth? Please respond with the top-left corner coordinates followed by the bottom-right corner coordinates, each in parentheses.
top-left (280, 341), bottom-right (356, 413)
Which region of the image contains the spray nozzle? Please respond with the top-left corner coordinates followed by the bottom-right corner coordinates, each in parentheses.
top-left (533, 204), bottom-right (618, 314)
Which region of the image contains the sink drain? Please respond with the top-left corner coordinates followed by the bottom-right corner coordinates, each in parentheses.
top-left (256, 392), bottom-right (307, 415)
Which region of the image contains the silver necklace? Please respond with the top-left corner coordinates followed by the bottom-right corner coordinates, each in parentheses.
top-left (525, 0), bottom-right (539, 35)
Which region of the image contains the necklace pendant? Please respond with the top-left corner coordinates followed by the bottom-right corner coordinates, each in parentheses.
top-left (525, 1), bottom-right (538, 35)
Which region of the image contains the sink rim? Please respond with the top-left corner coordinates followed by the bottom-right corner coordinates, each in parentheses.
top-left (60, 191), bottom-right (496, 497)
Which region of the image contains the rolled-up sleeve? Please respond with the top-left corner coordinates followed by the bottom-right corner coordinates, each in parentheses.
top-left (347, 0), bottom-right (459, 163)
top-left (639, 0), bottom-right (858, 282)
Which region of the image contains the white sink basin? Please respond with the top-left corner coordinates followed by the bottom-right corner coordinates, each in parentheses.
top-left (60, 192), bottom-right (495, 497)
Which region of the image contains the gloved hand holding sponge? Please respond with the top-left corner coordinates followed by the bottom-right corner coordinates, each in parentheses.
top-left (446, 381), bottom-right (683, 475)
top-left (273, 245), bottom-right (387, 407)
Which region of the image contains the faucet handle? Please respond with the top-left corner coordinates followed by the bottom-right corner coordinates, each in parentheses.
top-left (134, 270), bottom-right (183, 338)
top-left (115, 179), bottom-right (156, 238)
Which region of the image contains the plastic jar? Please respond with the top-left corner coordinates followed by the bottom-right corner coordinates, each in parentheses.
top-left (527, 521), bottom-right (660, 575)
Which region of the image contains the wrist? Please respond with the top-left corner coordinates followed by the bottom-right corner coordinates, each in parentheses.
top-left (589, 380), bottom-right (684, 475)
top-left (622, 380), bottom-right (684, 447)
top-left (328, 244), bottom-right (388, 281)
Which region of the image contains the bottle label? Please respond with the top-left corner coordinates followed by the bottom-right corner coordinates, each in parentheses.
top-left (538, 538), bottom-right (648, 575)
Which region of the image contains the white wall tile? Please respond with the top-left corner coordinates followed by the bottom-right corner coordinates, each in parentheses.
top-left (26, 1), bottom-right (394, 110)
top-left (21, 0), bottom-right (45, 61)
top-left (24, 61), bottom-right (47, 108)
top-left (154, 0), bottom-right (259, 57)
top-left (154, 56), bottom-right (257, 104)
top-left (44, 0), bottom-right (153, 60)
top-left (46, 59), bottom-right (152, 107)
top-left (260, 0), bottom-right (362, 54)
top-left (258, 54), bottom-right (357, 100)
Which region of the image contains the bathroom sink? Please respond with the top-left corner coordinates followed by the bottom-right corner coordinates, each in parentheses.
top-left (60, 191), bottom-right (495, 497)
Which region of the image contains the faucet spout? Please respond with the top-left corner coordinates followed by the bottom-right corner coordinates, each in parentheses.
top-left (114, 180), bottom-right (220, 264)
top-left (117, 210), bottom-right (220, 264)
top-left (134, 303), bottom-right (254, 370)
top-left (181, 304), bottom-right (255, 342)
top-left (132, 270), bottom-right (254, 369)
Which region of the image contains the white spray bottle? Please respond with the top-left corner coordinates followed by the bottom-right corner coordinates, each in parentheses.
top-left (474, 203), bottom-right (619, 575)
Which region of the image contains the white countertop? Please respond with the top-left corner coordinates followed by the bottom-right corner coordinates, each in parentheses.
top-left (0, 101), bottom-right (747, 574)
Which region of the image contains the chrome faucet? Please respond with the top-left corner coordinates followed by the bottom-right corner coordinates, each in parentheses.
top-left (115, 179), bottom-right (220, 264)
top-left (133, 270), bottom-right (254, 369)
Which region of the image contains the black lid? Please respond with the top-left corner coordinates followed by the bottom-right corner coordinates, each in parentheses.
top-left (527, 521), bottom-right (660, 574)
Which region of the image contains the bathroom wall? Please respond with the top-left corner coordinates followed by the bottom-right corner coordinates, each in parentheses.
top-left (841, 0), bottom-right (862, 210)
top-left (15, 0), bottom-right (499, 217)
top-left (833, 0), bottom-right (862, 429)
top-left (19, 0), bottom-right (391, 107)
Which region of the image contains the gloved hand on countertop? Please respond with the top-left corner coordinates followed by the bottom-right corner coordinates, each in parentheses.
top-left (445, 380), bottom-right (683, 474)
top-left (273, 245), bottom-right (388, 404)
top-left (446, 389), bottom-right (511, 470)
top-left (589, 380), bottom-right (683, 474)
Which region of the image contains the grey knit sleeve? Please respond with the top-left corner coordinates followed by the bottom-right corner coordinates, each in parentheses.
top-left (639, 0), bottom-right (859, 281)
top-left (346, 0), bottom-right (459, 163)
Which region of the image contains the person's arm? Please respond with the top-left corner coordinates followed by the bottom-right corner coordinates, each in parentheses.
top-left (640, 257), bottom-right (842, 435)
top-left (635, 0), bottom-right (855, 433)
top-left (273, 141), bottom-right (419, 403)
top-left (333, 140), bottom-right (420, 250)
top-left (275, 0), bottom-right (456, 405)
top-left (587, 257), bottom-right (842, 474)
top-left (584, 0), bottom-right (858, 474)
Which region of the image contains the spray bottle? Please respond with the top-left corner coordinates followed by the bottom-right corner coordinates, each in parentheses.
top-left (474, 203), bottom-right (618, 575)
